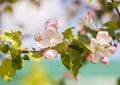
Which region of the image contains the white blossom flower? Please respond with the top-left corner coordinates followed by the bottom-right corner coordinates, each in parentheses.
top-left (43, 49), bottom-right (58, 60)
top-left (87, 31), bottom-right (116, 64)
top-left (34, 18), bottom-right (63, 49)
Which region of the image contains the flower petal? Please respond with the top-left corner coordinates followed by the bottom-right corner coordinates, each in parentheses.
top-left (92, 52), bottom-right (101, 63)
top-left (50, 33), bottom-right (63, 47)
top-left (40, 29), bottom-right (56, 39)
top-left (45, 18), bottom-right (58, 30)
top-left (100, 48), bottom-right (112, 57)
top-left (107, 46), bottom-right (116, 54)
top-left (96, 31), bottom-right (112, 45)
top-left (90, 38), bottom-right (98, 52)
top-left (36, 39), bottom-right (51, 48)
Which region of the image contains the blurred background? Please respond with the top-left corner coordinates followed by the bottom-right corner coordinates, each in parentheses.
top-left (0, 0), bottom-right (120, 85)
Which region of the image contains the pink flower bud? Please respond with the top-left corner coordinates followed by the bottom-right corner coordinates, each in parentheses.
top-left (34, 33), bottom-right (43, 42)
top-left (101, 57), bottom-right (109, 65)
top-left (114, 43), bottom-right (118, 48)
top-left (88, 10), bottom-right (94, 20)
top-left (45, 18), bottom-right (58, 30)
top-left (39, 49), bottom-right (45, 54)
top-left (44, 49), bottom-right (58, 60)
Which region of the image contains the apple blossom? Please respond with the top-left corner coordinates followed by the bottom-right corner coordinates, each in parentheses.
top-left (86, 31), bottom-right (116, 64)
top-left (34, 18), bottom-right (63, 49)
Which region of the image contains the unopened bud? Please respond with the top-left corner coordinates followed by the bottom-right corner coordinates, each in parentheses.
top-left (44, 49), bottom-right (58, 60)
top-left (101, 57), bottom-right (109, 65)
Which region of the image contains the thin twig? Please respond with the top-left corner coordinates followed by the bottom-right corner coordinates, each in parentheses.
top-left (111, 0), bottom-right (120, 20)
top-left (21, 50), bottom-right (39, 53)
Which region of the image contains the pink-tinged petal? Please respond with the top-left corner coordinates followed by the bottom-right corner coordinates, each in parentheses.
top-left (100, 48), bottom-right (112, 57)
top-left (44, 49), bottom-right (58, 60)
top-left (101, 57), bottom-right (109, 65)
top-left (45, 18), bottom-right (58, 30)
top-left (40, 29), bottom-right (56, 39)
top-left (34, 33), bottom-right (43, 42)
top-left (50, 33), bottom-right (63, 47)
top-left (36, 39), bottom-right (51, 48)
top-left (96, 31), bottom-right (112, 45)
top-left (107, 46), bottom-right (116, 54)
top-left (92, 52), bottom-right (101, 63)
top-left (90, 38), bottom-right (98, 51)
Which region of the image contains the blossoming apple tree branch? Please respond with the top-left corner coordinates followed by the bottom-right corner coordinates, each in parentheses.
top-left (0, 0), bottom-right (120, 82)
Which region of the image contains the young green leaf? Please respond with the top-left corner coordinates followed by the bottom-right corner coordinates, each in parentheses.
top-left (107, 2), bottom-right (120, 8)
top-left (0, 44), bottom-right (9, 53)
top-left (62, 27), bottom-right (75, 39)
top-left (61, 48), bottom-right (82, 78)
top-left (0, 58), bottom-right (16, 82)
top-left (23, 55), bottom-right (30, 60)
top-left (103, 21), bottom-right (120, 30)
top-left (0, 30), bottom-right (22, 48)
top-left (83, 26), bottom-right (96, 37)
top-left (77, 32), bottom-right (93, 52)
top-left (28, 52), bottom-right (43, 62)
top-left (116, 33), bottom-right (120, 42)
top-left (10, 48), bottom-right (20, 58)
top-left (12, 56), bottom-right (24, 70)
top-left (54, 41), bottom-right (68, 53)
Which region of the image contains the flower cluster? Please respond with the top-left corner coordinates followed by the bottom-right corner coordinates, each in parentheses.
top-left (86, 31), bottom-right (116, 64)
top-left (34, 18), bottom-right (63, 60)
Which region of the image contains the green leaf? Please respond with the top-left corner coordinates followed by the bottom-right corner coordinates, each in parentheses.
top-left (100, 28), bottom-right (115, 36)
top-left (62, 27), bottom-right (74, 40)
top-left (29, 52), bottom-right (43, 62)
top-left (0, 30), bottom-right (22, 48)
top-left (61, 53), bottom-right (70, 69)
top-left (107, 2), bottom-right (120, 8)
top-left (77, 32), bottom-right (93, 52)
top-left (23, 55), bottom-right (30, 60)
top-left (68, 48), bottom-right (81, 78)
top-left (116, 33), bottom-right (120, 42)
top-left (83, 26), bottom-right (96, 37)
top-left (0, 44), bottom-right (9, 53)
top-left (10, 48), bottom-right (20, 58)
top-left (0, 34), bottom-right (18, 48)
top-left (54, 41), bottom-right (68, 53)
top-left (103, 21), bottom-right (120, 30)
top-left (12, 56), bottom-right (24, 70)
top-left (0, 58), bottom-right (16, 82)
top-left (61, 48), bottom-right (82, 78)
